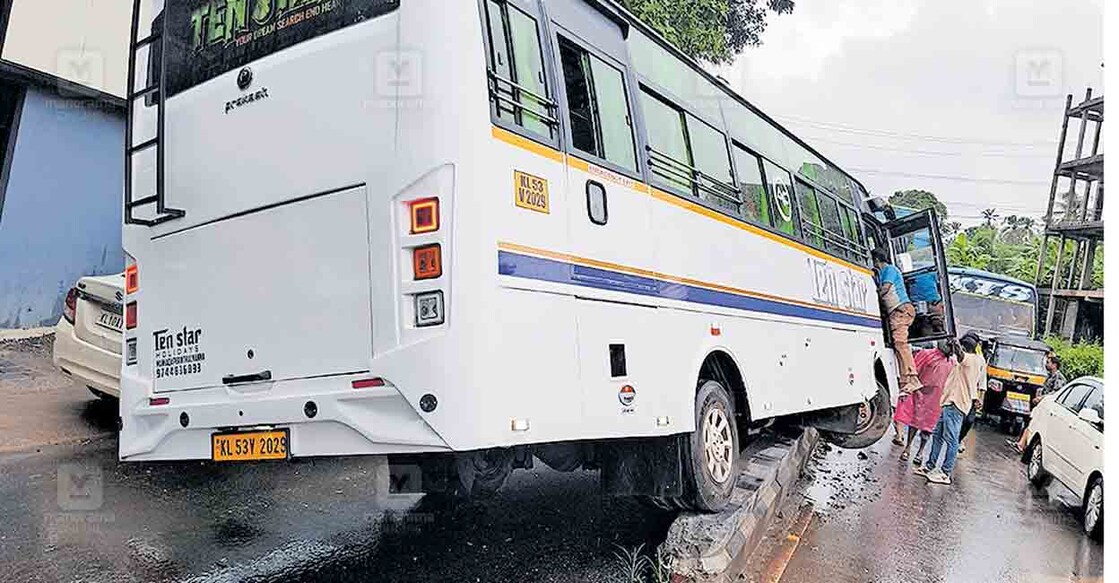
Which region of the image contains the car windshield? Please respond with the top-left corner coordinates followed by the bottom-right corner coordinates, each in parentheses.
top-left (991, 346), bottom-right (1048, 375)
top-left (950, 293), bottom-right (1036, 337)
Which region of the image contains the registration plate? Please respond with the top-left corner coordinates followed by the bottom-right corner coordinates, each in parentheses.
top-left (1002, 391), bottom-right (1031, 415)
top-left (211, 430), bottom-right (289, 462)
top-left (96, 311), bottom-right (123, 331)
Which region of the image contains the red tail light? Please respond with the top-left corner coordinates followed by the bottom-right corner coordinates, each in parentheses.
top-left (149, 396), bottom-right (170, 406)
top-left (63, 288), bottom-right (78, 324)
top-left (125, 264), bottom-right (139, 294)
top-left (352, 378), bottom-right (386, 389)
top-left (125, 302), bottom-right (137, 330)
top-left (409, 198), bottom-right (439, 234)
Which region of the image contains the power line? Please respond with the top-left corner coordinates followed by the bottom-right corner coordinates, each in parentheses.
top-left (775, 114), bottom-right (1059, 149)
top-left (799, 134), bottom-right (1054, 159)
top-left (848, 167), bottom-right (1050, 186)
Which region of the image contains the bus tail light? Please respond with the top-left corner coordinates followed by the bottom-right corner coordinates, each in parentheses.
top-left (412, 244), bottom-right (442, 280)
top-left (415, 291), bottom-right (445, 327)
top-left (125, 302), bottom-right (138, 330)
top-left (125, 264), bottom-right (139, 294)
top-left (63, 287), bottom-right (79, 324)
top-left (352, 378), bottom-right (386, 389)
top-left (409, 197), bottom-right (439, 234)
top-left (149, 396), bottom-right (170, 406)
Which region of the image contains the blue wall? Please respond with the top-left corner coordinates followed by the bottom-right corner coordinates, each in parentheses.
top-left (0, 86), bottom-right (125, 328)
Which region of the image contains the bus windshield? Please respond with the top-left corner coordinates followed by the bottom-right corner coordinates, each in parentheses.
top-left (950, 292), bottom-right (1035, 337)
top-left (990, 346), bottom-right (1048, 376)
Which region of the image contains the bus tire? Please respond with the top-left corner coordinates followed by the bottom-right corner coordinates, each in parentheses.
top-left (819, 380), bottom-right (891, 449)
top-left (682, 380), bottom-right (739, 513)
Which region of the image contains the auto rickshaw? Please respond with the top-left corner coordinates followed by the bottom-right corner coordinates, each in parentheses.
top-left (981, 335), bottom-right (1051, 435)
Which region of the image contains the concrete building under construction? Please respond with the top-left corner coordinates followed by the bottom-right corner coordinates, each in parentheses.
top-left (1036, 89), bottom-right (1104, 341)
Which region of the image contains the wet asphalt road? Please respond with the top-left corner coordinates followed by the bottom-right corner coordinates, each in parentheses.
top-left (1, 336), bottom-right (1105, 582)
top-left (0, 433), bottom-right (679, 583)
top-left (744, 422), bottom-right (1104, 583)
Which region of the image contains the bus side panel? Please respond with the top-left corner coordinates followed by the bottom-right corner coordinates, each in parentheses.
top-left (648, 190), bottom-right (879, 419)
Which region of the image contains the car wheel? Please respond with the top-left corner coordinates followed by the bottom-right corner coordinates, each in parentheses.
top-left (1026, 437), bottom-right (1049, 486)
top-left (1084, 477), bottom-right (1103, 541)
top-left (682, 380), bottom-right (739, 512)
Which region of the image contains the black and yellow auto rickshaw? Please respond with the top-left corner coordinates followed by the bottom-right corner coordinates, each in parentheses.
top-left (981, 335), bottom-right (1051, 435)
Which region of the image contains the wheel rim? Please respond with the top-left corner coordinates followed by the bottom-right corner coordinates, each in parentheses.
top-left (1085, 482), bottom-right (1103, 532)
top-left (1029, 445), bottom-right (1042, 478)
top-left (702, 406), bottom-right (734, 484)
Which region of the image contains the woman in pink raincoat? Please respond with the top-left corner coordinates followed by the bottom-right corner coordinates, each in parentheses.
top-left (893, 339), bottom-right (959, 463)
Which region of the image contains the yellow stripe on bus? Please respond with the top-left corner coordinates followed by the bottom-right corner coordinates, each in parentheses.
top-left (497, 241), bottom-right (878, 321)
top-left (492, 125), bottom-right (873, 276)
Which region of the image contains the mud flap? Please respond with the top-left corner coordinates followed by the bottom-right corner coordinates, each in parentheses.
top-left (599, 435), bottom-right (685, 497)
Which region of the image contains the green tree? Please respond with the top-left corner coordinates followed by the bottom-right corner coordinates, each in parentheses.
top-left (618, 0), bottom-right (795, 64)
top-left (888, 189), bottom-right (948, 221)
top-left (982, 208), bottom-right (999, 227)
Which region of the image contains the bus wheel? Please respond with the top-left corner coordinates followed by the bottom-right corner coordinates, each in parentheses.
top-left (682, 380), bottom-right (739, 513)
top-left (820, 381), bottom-right (891, 449)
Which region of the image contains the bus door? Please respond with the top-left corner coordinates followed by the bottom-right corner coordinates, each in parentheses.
top-left (883, 209), bottom-right (956, 343)
top-left (547, 1), bottom-right (657, 431)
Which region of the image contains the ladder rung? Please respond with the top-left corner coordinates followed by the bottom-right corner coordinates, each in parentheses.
top-left (134, 33), bottom-right (161, 49)
top-left (128, 137), bottom-right (159, 154)
top-left (128, 85), bottom-right (160, 101)
top-left (129, 195), bottom-right (158, 207)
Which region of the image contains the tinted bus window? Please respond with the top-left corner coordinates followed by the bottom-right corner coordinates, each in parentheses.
top-left (164, 0), bottom-right (400, 98)
top-left (558, 37), bottom-right (637, 171)
top-left (733, 145), bottom-right (770, 227)
top-left (763, 160), bottom-right (797, 237)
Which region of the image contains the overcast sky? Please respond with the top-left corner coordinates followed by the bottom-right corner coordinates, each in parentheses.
top-left (716, 0), bottom-right (1104, 227)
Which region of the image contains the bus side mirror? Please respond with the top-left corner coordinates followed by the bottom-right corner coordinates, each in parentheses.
top-left (1078, 407), bottom-right (1102, 426)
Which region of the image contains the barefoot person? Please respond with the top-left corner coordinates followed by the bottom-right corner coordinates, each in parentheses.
top-left (872, 247), bottom-right (921, 395)
top-left (894, 339), bottom-right (957, 463)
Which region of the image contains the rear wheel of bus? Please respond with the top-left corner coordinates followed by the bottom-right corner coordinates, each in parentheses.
top-left (818, 380), bottom-right (892, 449)
top-left (683, 380), bottom-right (740, 512)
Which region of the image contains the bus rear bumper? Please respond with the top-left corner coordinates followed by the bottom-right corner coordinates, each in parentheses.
top-left (118, 371), bottom-right (451, 461)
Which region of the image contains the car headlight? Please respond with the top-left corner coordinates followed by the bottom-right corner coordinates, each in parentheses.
top-left (988, 379), bottom-right (1003, 392)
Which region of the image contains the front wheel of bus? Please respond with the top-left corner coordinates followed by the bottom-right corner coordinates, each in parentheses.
top-left (683, 380), bottom-right (739, 513)
top-left (820, 381), bottom-right (891, 449)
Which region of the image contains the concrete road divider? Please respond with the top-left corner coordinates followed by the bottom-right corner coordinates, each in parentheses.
top-left (660, 427), bottom-right (819, 582)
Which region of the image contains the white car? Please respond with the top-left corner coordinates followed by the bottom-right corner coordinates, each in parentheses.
top-left (1023, 376), bottom-right (1104, 540)
top-left (53, 273), bottom-right (124, 399)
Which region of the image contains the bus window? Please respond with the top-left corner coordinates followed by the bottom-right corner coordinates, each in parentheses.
top-left (641, 90), bottom-right (692, 194)
top-left (796, 181), bottom-right (824, 248)
top-left (687, 115), bottom-right (738, 215)
top-left (485, 1), bottom-right (554, 139)
top-left (762, 160), bottom-right (798, 237)
top-left (840, 207), bottom-right (864, 262)
top-left (816, 192), bottom-right (845, 255)
top-left (557, 37), bottom-right (637, 172)
top-left (733, 145), bottom-right (770, 227)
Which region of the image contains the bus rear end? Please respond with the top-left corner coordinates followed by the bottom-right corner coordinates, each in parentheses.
top-left (120, 0), bottom-right (478, 461)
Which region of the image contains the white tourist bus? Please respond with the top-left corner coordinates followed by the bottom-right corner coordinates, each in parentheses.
top-left (121, 0), bottom-right (954, 510)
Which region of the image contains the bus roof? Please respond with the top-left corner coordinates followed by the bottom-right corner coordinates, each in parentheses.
top-left (948, 267), bottom-right (1036, 289)
top-left (590, 0), bottom-right (874, 207)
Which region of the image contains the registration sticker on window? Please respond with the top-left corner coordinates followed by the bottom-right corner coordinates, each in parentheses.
top-left (514, 171), bottom-right (549, 214)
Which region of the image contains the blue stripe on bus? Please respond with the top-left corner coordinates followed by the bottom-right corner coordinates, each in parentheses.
top-left (498, 250), bottom-right (883, 329)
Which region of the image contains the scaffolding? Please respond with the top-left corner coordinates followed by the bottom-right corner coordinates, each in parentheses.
top-left (1035, 89), bottom-right (1104, 341)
